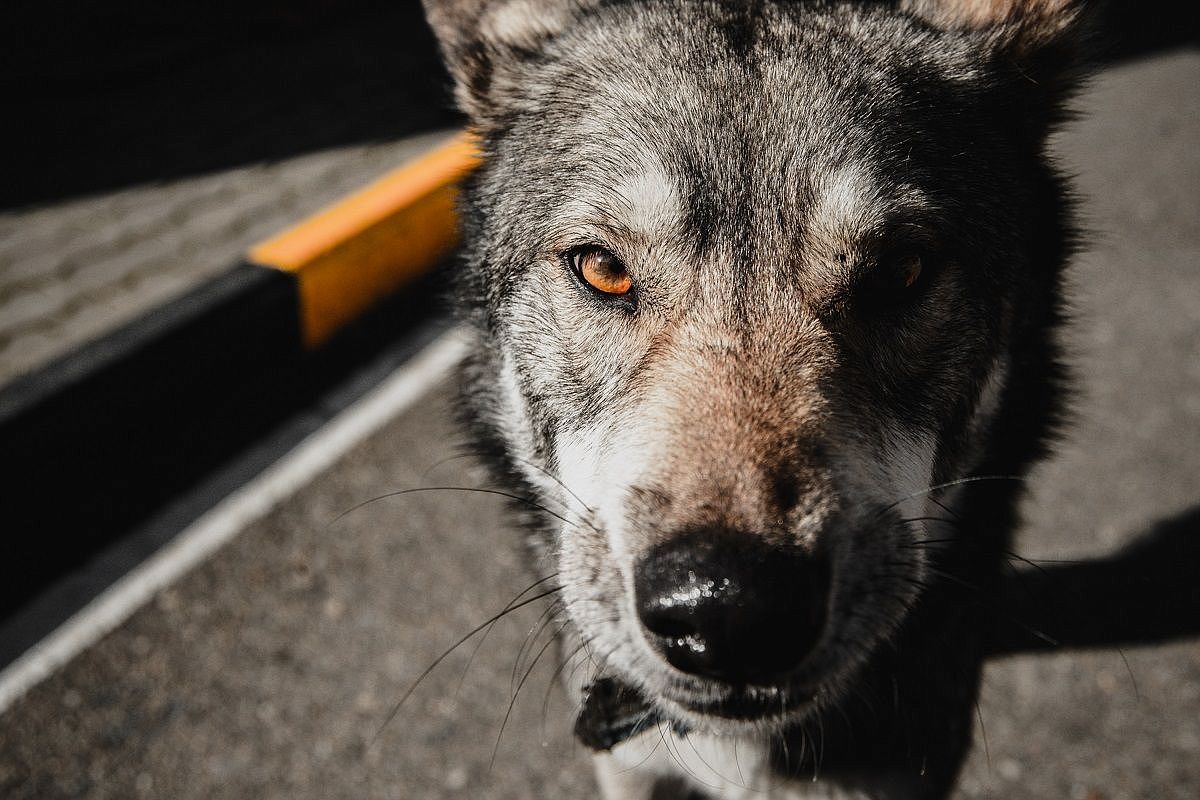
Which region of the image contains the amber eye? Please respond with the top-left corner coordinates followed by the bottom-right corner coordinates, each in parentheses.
top-left (569, 246), bottom-right (633, 296)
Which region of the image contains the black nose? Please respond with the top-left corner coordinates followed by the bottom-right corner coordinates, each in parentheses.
top-left (634, 530), bottom-right (829, 685)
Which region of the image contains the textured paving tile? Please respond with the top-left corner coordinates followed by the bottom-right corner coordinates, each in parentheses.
top-left (0, 130), bottom-right (455, 387)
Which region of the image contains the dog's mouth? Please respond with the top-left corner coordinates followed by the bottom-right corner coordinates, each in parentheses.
top-left (672, 684), bottom-right (815, 720)
top-left (654, 667), bottom-right (831, 727)
top-left (574, 674), bottom-right (823, 751)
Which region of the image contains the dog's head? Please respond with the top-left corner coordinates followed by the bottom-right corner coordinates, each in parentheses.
top-left (424, 0), bottom-right (1085, 733)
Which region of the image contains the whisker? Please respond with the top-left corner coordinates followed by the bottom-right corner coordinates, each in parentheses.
top-left (898, 537), bottom-right (959, 549)
top-left (898, 516), bottom-right (959, 527)
top-left (814, 706), bottom-right (826, 783)
top-left (619, 714), bottom-right (666, 773)
top-left (658, 719), bottom-right (721, 791)
top-left (906, 563), bottom-right (1061, 648)
top-left (1116, 647), bottom-right (1141, 701)
top-left (732, 736), bottom-right (746, 787)
top-left (541, 639), bottom-right (589, 737)
top-left (685, 730), bottom-right (740, 788)
top-left (848, 682), bottom-right (879, 722)
top-left (490, 619), bottom-right (570, 770)
top-left (456, 573), bottom-right (559, 697)
top-left (511, 598), bottom-right (565, 693)
top-left (370, 586), bottom-right (561, 745)
top-left (975, 699), bottom-right (991, 772)
top-left (1005, 554), bottom-right (1087, 566)
top-left (330, 486), bottom-right (589, 532)
top-left (929, 495), bottom-right (962, 522)
top-left (879, 474), bottom-right (1026, 516)
top-left (777, 724), bottom-right (794, 778)
top-left (422, 450), bottom-right (595, 516)
top-left (923, 564), bottom-right (984, 594)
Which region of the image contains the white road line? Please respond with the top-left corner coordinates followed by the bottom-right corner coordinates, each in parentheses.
top-left (0, 327), bottom-right (469, 714)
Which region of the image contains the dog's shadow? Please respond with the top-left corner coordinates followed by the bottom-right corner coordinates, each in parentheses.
top-left (986, 503), bottom-right (1200, 657)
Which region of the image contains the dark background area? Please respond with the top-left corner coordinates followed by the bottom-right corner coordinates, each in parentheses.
top-left (1, 0), bottom-right (1197, 210)
top-left (1, 0), bottom-right (460, 209)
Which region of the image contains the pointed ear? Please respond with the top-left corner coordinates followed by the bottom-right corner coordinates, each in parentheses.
top-left (902, 0), bottom-right (1092, 131)
top-left (422, 0), bottom-right (600, 126)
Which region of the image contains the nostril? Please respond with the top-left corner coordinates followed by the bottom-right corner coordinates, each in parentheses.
top-left (637, 601), bottom-right (722, 677)
top-left (641, 611), bottom-right (694, 641)
top-left (634, 530), bottom-right (830, 685)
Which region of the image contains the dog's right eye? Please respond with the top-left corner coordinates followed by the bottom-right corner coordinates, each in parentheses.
top-left (567, 246), bottom-right (634, 298)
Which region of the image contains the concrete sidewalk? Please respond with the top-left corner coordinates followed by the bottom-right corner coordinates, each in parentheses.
top-left (0, 131), bottom-right (455, 388)
top-left (1, 47), bottom-right (1197, 800)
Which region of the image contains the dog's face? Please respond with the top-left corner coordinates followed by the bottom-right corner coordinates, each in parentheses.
top-left (425, 0), bottom-right (1081, 733)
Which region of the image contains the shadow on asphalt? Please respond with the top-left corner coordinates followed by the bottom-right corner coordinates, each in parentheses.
top-left (4, 0), bottom-right (1197, 210)
top-left (988, 503), bottom-right (1200, 657)
top-left (0, 262), bottom-right (455, 667)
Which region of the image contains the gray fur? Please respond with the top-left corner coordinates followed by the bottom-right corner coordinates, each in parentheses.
top-left (422, 0), bottom-right (1088, 796)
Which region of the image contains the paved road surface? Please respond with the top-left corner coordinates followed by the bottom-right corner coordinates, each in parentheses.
top-left (1, 48), bottom-right (1197, 800)
top-left (0, 131), bottom-right (454, 388)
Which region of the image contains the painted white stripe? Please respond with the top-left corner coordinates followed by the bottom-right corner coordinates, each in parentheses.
top-left (0, 327), bottom-right (469, 714)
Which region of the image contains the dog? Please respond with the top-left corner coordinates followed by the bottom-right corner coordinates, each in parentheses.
top-left (421, 0), bottom-right (1088, 796)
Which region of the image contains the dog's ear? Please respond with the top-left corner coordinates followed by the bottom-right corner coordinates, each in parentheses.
top-left (901, 0), bottom-right (1092, 132)
top-left (422, 0), bottom-right (600, 127)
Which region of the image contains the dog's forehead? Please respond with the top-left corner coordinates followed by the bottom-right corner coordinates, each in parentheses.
top-left (525, 3), bottom-right (952, 242)
top-left (548, 1), bottom-right (953, 139)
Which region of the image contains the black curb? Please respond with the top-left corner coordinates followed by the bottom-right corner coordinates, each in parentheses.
top-left (0, 258), bottom-right (449, 640)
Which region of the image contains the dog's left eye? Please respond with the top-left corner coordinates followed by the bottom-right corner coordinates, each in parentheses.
top-left (859, 249), bottom-right (929, 307)
top-left (568, 246), bottom-right (633, 297)
top-left (892, 251), bottom-right (924, 290)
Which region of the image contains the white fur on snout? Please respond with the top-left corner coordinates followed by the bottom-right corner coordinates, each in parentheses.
top-left (599, 730), bottom-right (775, 799)
top-left (554, 417), bottom-right (666, 568)
top-left (890, 432), bottom-right (940, 522)
top-left (553, 415), bottom-right (692, 708)
top-left (853, 355), bottom-right (1013, 536)
top-left (938, 355), bottom-right (1013, 512)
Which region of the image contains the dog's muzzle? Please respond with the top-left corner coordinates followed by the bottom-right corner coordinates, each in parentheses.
top-left (633, 529), bottom-right (830, 686)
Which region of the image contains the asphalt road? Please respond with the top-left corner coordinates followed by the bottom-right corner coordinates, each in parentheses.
top-left (1, 47), bottom-right (1198, 800)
